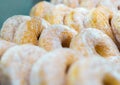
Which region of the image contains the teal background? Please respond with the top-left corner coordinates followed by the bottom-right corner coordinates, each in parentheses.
top-left (0, 0), bottom-right (49, 29)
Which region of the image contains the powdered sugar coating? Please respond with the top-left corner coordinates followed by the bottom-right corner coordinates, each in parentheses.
top-left (1, 44), bottom-right (47, 85)
top-left (70, 28), bottom-right (120, 57)
top-left (0, 15), bottom-right (31, 42)
top-left (39, 24), bottom-right (77, 51)
top-left (30, 48), bottom-right (83, 85)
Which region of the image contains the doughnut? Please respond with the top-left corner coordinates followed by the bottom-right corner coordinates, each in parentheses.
top-left (14, 17), bottom-right (50, 45)
top-left (45, 4), bottom-right (72, 24)
top-left (111, 11), bottom-right (120, 50)
top-left (0, 15), bottom-right (31, 42)
top-left (70, 28), bottom-right (120, 57)
top-left (67, 57), bottom-right (120, 85)
top-left (0, 39), bottom-right (16, 57)
top-left (30, 48), bottom-right (83, 85)
top-left (64, 8), bottom-right (89, 32)
top-left (84, 6), bottom-right (115, 42)
top-left (51, 0), bottom-right (80, 8)
top-left (1, 44), bottom-right (47, 85)
top-left (30, 1), bottom-right (54, 17)
top-left (39, 24), bottom-right (77, 51)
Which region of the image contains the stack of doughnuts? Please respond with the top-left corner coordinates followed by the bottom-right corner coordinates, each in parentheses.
top-left (0, 0), bottom-right (120, 85)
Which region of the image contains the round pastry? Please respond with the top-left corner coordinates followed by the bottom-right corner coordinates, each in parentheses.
top-left (45, 4), bottom-right (72, 24)
top-left (0, 39), bottom-right (16, 57)
top-left (84, 6), bottom-right (115, 42)
top-left (70, 28), bottom-right (120, 57)
top-left (30, 48), bottom-right (83, 85)
top-left (67, 57), bottom-right (120, 85)
top-left (39, 24), bottom-right (77, 51)
top-left (30, 1), bottom-right (54, 17)
top-left (111, 11), bottom-right (120, 50)
top-left (64, 8), bottom-right (89, 32)
top-left (14, 17), bottom-right (50, 45)
top-left (1, 44), bottom-right (47, 85)
top-left (0, 15), bottom-right (31, 42)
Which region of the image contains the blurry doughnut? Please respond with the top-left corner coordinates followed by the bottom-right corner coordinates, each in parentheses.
top-left (64, 8), bottom-right (89, 32)
top-left (80, 0), bottom-right (100, 9)
top-left (1, 44), bottom-right (47, 85)
top-left (14, 17), bottom-right (50, 45)
top-left (30, 48), bottom-right (83, 85)
top-left (45, 4), bottom-right (72, 24)
top-left (51, 0), bottom-right (80, 8)
top-left (51, 0), bottom-right (63, 4)
top-left (0, 15), bottom-right (31, 42)
top-left (67, 57), bottom-right (120, 85)
top-left (39, 24), bottom-right (77, 51)
top-left (70, 28), bottom-right (120, 57)
top-left (111, 11), bottom-right (120, 50)
top-left (30, 1), bottom-right (54, 17)
top-left (84, 6), bottom-right (115, 42)
top-left (0, 39), bottom-right (16, 57)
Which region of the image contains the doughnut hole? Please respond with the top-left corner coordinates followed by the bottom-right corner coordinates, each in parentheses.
top-left (118, 6), bottom-right (120, 10)
top-left (61, 32), bottom-right (72, 48)
top-left (95, 43), bottom-right (110, 57)
top-left (103, 74), bottom-right (120, 85)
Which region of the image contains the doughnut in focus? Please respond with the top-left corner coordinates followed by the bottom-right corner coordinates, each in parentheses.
top-left (39, 24), bottom-right (77, 51)
top-left (70, 28), bottom-right (120, 57)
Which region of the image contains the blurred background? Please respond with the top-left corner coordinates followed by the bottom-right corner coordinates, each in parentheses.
top-left (0, 0), bottom-right (50, 28)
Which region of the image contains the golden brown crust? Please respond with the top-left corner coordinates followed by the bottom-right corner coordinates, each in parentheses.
top-left (14, 17), bottom-right (50, 45)
top-left (30, 1), bottom-right (54, 17)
